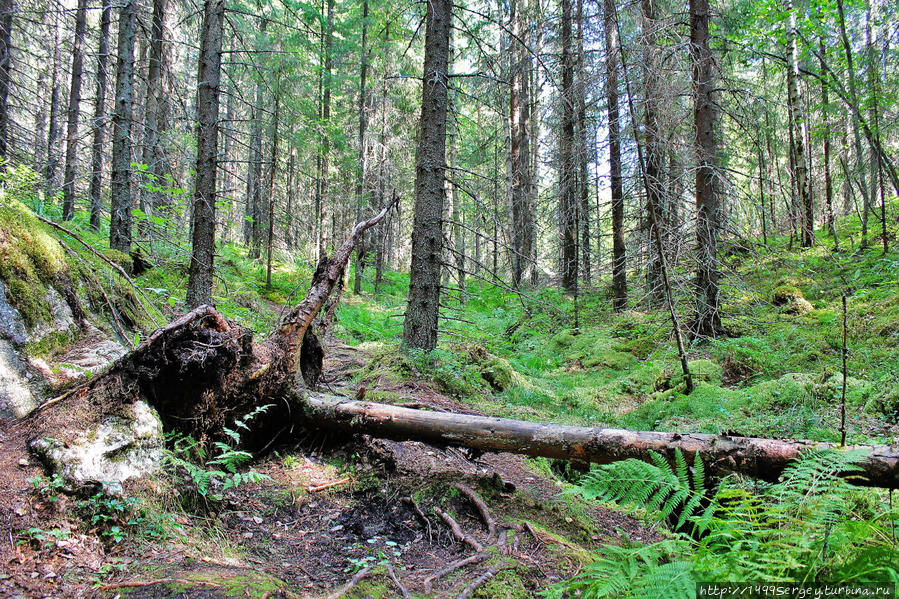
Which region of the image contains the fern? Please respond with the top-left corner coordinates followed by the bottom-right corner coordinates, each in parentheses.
top-left (575, 449), bottom-right (708, 531)
top-left (557, 449), bottom-right (899, 597)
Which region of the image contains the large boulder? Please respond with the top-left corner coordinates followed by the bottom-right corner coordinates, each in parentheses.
top-left (0, 280), bottom-right (38, 418)
top-left (29, 399), bottom-right (164, 493)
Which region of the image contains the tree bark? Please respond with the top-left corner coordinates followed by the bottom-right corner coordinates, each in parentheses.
top-left (185, 0), bottom-right (225, 308)
top-left (640, 0), bottom-right (664, 305)
top-left (509, 0), bottom-right (533, 288)
top-left (61, 0), bottom-right (88, 221)
top-left (0, 0), bottom-right (12, 161)
top-left (576, 0), bottom-right (590, 288)
top-left (558, 0), bottom-right (578, 295)
top-left (402, 0), bottom-right (451, 352)
top-left (690, 0), bottom-right (722, 337)
top-left (139, 0), bottom-right (168, 228)
top-left (819, 38), bottom-right (837, 248)
top-left (265, 73), bottom-right (281, 289)
top-left (301, 395), bottom-right (899, 489)
top-left (89, 2), bottom-right (112, 231)
top-left (45, 9), bottom-right (61, 198)
top-left (353, 0), bottom-right (369, 296)
top-left (604, 0), bottom-right (626, 312)
top-left (785, 0), bottom-right (813, 248)
top-left (109, 0), bottom-right (138, 254)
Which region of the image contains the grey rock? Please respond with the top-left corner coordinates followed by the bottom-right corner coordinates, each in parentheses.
top-left (0, 338), bottom-right (38, 419)
top-left (29, 400), bottom-right (164, 493)
top-left (0, 280), bottom-right (27, 347)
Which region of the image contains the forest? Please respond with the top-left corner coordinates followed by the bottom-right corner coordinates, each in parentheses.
top-left (0, 0), bottom-right (897, 596)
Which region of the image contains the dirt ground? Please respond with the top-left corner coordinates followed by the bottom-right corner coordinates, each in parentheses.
top-left (0, 340), bottom-right (656, 598)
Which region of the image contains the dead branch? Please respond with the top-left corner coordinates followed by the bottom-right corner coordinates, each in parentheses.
top-left (384, 562), bottom-right (412, 599)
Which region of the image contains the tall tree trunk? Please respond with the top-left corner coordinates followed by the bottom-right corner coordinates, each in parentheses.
top-left (139, 0), bottom-right (168, 231)
top-left (61, 0), bottom-right (88, 220)
top-left (220, 85), bottom-right (234, 242)
top-left (89, 3), bottom-right (111, 231)
top-left (317, 0), bottom-right (334, 259)
top-left (45, 9), bottom-right (61, 198)
top-left (604, 0), bottom-right (626, 311)
top-left (186, 0), bottom-right (225, 307)
top-left (402, 0), bottom-right (451, 352)
top-left (265, 74), bottom-right (281, 289)
top-left (243, 100), bottom-right (258, 246)
top-left (353, 0), bottom-right (369, 295)
top-left (248, 23), bottom-right (266, 258)
top-left (836, 0), bottom-right (870, 247)
top-left (690, 0), bottom-right (722, 337)
top-left (559, 0), bottom-right (577, 294)
top-left (509, 0), bottom-right (533, 287)
top-left (576, 0), bottom-right (590, 287)
top-left (0, 0), bottom-right (12, 161)
top-left (109, 0), bottom-right (138, 254)
top-left (786, 0), bottom-right (813, 248)
top-left (641, 0), bottom-right (664, 305)
top-left (373, 23), bottom-right (389, 294)
top-left (819, 38), bottom-right (837, 248)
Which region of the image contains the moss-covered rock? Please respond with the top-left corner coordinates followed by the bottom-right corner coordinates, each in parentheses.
top-left (548, 330), bottom-right (577, 352)
top-left (772, 284), bottom-right (813, 315)
top-left (479, 356), bottom-right (516, 391)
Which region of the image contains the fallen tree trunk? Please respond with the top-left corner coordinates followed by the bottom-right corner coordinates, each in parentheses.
top-left (301, 393), bottom-right (899, 488)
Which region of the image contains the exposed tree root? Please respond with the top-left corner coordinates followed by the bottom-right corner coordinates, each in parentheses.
top-left (455, 562), bottom-right (515, 599)
top-left (384, 562), bottom-right (412, 599)
top-left (324, 564), bottom-right (374, 599)
top-left (423, 552), bottom-right (489, 594)
top-left (402, 496), bottom-right (432, 542)
top-left (435, 507), bottom-right (483, 552)
top-left (450, 482), bottom-right (496, 540)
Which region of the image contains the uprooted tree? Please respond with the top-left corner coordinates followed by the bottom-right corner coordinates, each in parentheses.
top-left (23, 203), bottom-right (899, 489)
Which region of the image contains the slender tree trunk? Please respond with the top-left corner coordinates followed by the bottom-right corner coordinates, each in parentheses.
top-left (786, 1), bottom-right (813, 248)
top-left (402, 0), bottom-right (451, 352)
top-left (640, 0), bottom-right (665, 305)
top-left (45, 9), bottom-right (61, 198)
top-left (836, 0), bottom-right (870, 247)
top-left (604, 0), bottom-right (626, 311)
top-left (61, 0), bottom-right (88, 220)
top-left (318, 0), bottom-right (334, 259)
top-left (139, 0), bottom-right (168, 230)
top-left (0, 0), bottom-right (12, 161)
top-left (285, 149), bottom-right (294, 250)
top-left (186, 0), bottom-right (225, 307)
top-left (509, 0), bottom-right (533, 287)
top-left (243, 101), bottom-right (258, 246)
top-left (576, 0), bottom-right (590, 287)
top-left (690, 0), bottom-right (722, 337)
top-left (559, 0), bottom-right (577, 294)
top-left (109, 0), bottom-right (138, 254)
top-left (819, 38), bottom-right (837, 248)
top-left (88, 3), bottom-right (111, 231)
top-left (265, 74), bottom-right (281, 289)
top-left (248, 23), bottom-right (266, 258)
top-left (374, 24), bottom-right (389, 294)
top-left (220, 85), bottom-right (234, 242)
top-left (353, 0), bottom-right (369, 295)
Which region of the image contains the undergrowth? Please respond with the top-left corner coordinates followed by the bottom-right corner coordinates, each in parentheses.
top-left (548, 449), bottom-right (898, 598)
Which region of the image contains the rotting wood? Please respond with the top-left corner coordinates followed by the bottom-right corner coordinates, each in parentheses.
top-left (301, 394), bottom-right (899, 488)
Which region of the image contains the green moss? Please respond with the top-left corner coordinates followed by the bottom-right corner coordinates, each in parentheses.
top-left (103, 248), bottom-right (133, 274)
top-left (548, 330), bottom-right (577, 352)
top-left (0, 193), bottom-right (68, 327)
top-left (867, 383), bottom-right (899, 423)
top-left (473, 566), bottom-right (530, 598)
top-left (25, 329), bottom-right (77, 358)
top-left (582, 350), bottom-right (637, 371)
top-left (772, 284), bottom-right (813, 315)
top-left (686, 359), bottom-right (723, 384)
top-left (480, 356), bottom-right (516, 391)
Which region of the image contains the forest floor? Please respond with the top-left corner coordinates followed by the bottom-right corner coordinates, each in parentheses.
top-left (0, 335), bottom-right (659, 598)
top-left (1, 190), bottom-right (898, 597)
